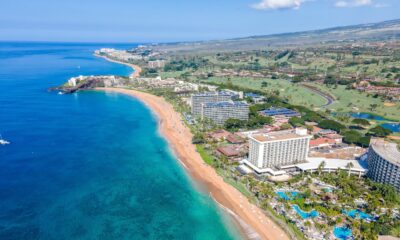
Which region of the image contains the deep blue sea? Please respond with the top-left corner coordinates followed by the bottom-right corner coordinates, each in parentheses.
top-left (0, 42), bottom-right (240, 240)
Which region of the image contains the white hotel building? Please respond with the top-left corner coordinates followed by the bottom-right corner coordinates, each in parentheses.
top-left (190, 91), bottom-right (240, 116)
top-left (367, 138), bottom-right (400, 191)
top-left (244, 128), bottom-right (311, 174)
top-left (201, 101), bottom-right (249, 125)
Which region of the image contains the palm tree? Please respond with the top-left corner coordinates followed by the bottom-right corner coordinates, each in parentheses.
top-left (346, 162), bottom-right (354, 177)
top-left (317, 161), bottom-right (326, 176)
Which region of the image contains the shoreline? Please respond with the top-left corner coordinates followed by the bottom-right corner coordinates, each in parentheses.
top-left (98, 87), bottom-right (290, 240)
top-left (94, 54), bottom-right (142, 77)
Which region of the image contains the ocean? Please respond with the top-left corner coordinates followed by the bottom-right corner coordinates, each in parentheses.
top-left (0, 42), bottom-right (240, 240)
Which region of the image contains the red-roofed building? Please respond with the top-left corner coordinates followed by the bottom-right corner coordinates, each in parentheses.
top-left (208, 130), bottom-right (230, 142)
top-left (226, 134), bottom-right (245, 144)
top-left (312, 126), bottom-right (323, 135)
top-left (325, 133), bottom-right (343, 144)
top-left (217, 145), bottom-right (241, 157)
top-left (310, 138), bottom-right (337, 148)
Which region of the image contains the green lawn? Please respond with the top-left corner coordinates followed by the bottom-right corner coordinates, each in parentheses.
top-left (204, 77), bottom-right (327, 107)
top-left (307, 83), bottom-right (400, 121)
top-left (159, 70), bottom-right (188, 79)
top-left (202, 76), bottom-right (400, 121)
top-left (196, 144), bottom-right (215, 166)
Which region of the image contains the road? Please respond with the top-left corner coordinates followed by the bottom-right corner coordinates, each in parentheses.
top-left (300, 83), bottom-right (335, 107)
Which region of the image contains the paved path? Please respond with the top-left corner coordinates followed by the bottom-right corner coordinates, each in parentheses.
top-left (300, 83), bottom-right (335, 107)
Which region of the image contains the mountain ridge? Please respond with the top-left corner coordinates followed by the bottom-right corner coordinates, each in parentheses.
top-left (153, 19), bottom-right (400, 53)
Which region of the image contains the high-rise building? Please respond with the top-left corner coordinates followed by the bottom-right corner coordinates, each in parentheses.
top-left (190, 91), bottom-right (239, 115)
top-left (201, 101), bottom-right (249, 125)
top-left (367, 138), bottom-right (400, 191)
top-left (247, 128), bottom-right (311, 170)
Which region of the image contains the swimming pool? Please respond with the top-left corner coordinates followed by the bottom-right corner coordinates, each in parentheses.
top-left (276, 191), bottom-right (299, 201)
top-left (343, 209), bottom-right (375, 221)
top-left (292, 205), bottom-right (319, 219)
top-left (334, 226), bottom-right (352, 240)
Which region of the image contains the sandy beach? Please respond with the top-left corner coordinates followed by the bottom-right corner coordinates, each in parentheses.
top-left (94, 54), bottom-right (142, 77)
top-left (99, 87), bottom-right (290, 240)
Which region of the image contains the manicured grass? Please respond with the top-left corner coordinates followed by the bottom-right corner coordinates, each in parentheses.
top-left (159, 71), bottom-right (188, 79)
top-left (203, 76), bottom-right (400, 121)
top-left (223, 177), bottom-right (254, 200)
top-left (308, 83), bottom-right (400, 121)
top-left (196, 144), bottom-right (215, 166)
top-left (204, 77), bottom-right (327, 107)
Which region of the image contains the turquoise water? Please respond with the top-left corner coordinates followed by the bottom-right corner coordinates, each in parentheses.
top-left (343, 209), bottom-right (375, 221)
top-left (334, 112), bottom-right (400, 132)
top-left (276, 191), bottom-right (300, 201)
top-left (350, 112), bottom-right (386, 121)
top-left (381, 122), bottom-right (400, 133)
top-left (292, 205), bottom-right (318, 219)
top-left (0, 42), bottom-right (240, 239)
top-left (333, 226), bottom-right (352, 240)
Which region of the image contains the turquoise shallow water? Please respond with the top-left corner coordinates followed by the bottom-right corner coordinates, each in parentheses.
top-left (0, 42), bottom-right (240, 240)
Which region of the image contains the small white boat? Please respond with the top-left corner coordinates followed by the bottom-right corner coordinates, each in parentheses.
top-left (0, 134), bottom-right (10, 145)
top-left (58, 91), bottom-right (63, 95)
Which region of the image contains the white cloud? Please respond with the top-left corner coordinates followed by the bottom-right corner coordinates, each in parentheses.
top-left (251, 0), bottom-right (385, 10)
top-left (251, 0), bottom-right (304, 10)
top-left (334, 0), bottom-right (373, 7)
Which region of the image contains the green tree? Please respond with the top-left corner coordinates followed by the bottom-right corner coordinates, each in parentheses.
top-left (368, 126), bottom-right (392, 137)
top-left (317, 161), bottom-right (326, 176)
top-left (261, 81), bottom-right (268, 88)
top-left (289, 117), bottom-right (305, 127)
top-left (346, 162), bottom-right (354, 177)
top-left (352, 118), bottom-right (370, 127)
top-left (318, 119), bottom-right (346, 132)
top-left (369, 104), bottom-right (378, 111)
top-left (224, 118), bottom-right (246, 131)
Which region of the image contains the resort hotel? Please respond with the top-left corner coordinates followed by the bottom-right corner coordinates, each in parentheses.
top-left (201, 101), bottom-right (249, 125)
top-left (241, 128), bottom-right (368, 177)
top-left (190, 91), bottom-right (240, 116)
top-left (243, 128), bottom-right (311, 175)
top-left (367, 138), bottom-right (400, 191)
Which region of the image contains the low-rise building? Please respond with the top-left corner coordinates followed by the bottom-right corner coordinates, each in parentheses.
top-left (259, 107), bottom-right (301, 118)
top-left (208, 129), bottom-right (231, 142)
top-left (148, 60), bottom-right (166, 68)
top-left (217, 145), bottom-right (246, 158)
top-left (282, 157), bottom-right (367, 177)
top-left (201, 101), bottom-right (249, 125)
top-left (325, 133), bottom-right (343, 144)
top-left (226, 133), bottom-right (245, 144)
top-left (310, 137), bottom-right (337, 148)
top-left (245, 93), bottom-right (265, 103)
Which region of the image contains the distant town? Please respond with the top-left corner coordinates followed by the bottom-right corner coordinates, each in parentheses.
top-left (59, 44), bottom-right (400, 240)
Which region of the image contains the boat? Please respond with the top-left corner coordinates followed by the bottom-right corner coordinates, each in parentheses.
top-left (0, 134), bottom-right (10, 145)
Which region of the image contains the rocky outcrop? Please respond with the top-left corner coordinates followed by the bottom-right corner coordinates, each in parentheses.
top-left (49, 78), bottom-right (105, 93)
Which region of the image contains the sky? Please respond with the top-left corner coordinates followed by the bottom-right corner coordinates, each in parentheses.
top-left (0, 0), bottom-right (399, 43)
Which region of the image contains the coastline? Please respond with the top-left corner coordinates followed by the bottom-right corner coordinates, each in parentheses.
top-left (94, 54), bottom-right (142, 77)
top-left (98, 87), bottom-right (290, 240)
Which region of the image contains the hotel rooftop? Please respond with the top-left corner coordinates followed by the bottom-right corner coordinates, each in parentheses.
top-left (203, 101), bottom-right (248, 108)
top-left (192, 91), bottom-right (238, 97)
top-left (259, 107), bottom-right (300, 117)
top-left (250, 128), bottom-right (309, 143)
top-left (370, 138), bottom-right (400, 166)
